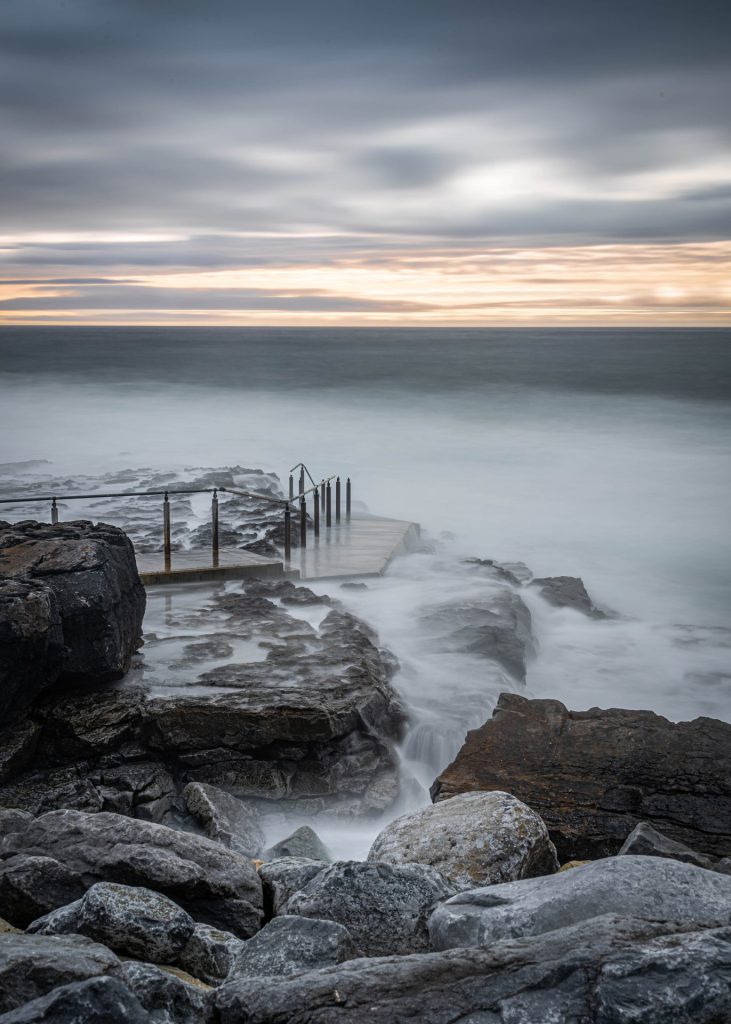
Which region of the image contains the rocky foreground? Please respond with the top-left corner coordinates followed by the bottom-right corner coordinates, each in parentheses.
top-left (1, 519), bottom-right (730, 1022)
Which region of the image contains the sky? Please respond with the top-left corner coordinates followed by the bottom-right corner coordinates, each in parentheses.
top-left (1, 0), bottom-right (730, 326)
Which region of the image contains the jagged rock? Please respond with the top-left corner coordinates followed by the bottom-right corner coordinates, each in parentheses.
top-left (428, 855), bottom-right (731, 950)
top-left (229, 915), bottom-right (357, 979)
top-left (0, 520), bottom-right (145, 723)
top-left (0, 810), bottom-right (263, 937)
top-left (177, 922), bottom-right (245, 985)
top-left (183, 782), bottom-right (265, 857)
top-left (259, 857), bottom-right (328, 916)
top-left (48, 883), bottom-right (195, 964)
top-left (0, 724), bottom-right (40, 786)
top-left (0, 933), bottom-right (123, 1014)
top-left (120, 961), bottom-right (209, 1022)
top-left (619, 821), bottom-right (721, 871)
top-left (368, 791), bottom-right (558, 890)
top-left (0, 976), bottom-right (150, 1023)
top-left (0, 580), bottom-right (64, 724)
top-left (420, 588), bottom-right (534, 681)
top-left (431, 692), bottom-right (731, 860)
top-left (211, 915), bottom-right (731, 1024)
top-left (264, 826), bottom-right (331, 862)
top-left (284, 861), bottom-right (456, 957)
top-left (0, 855), bottom-right (86, 928)
top-left (529, 575), bottom-right (607, 617)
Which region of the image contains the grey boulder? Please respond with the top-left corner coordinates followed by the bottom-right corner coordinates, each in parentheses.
top-left (429, 855), bottom-right (731, 950)
top-left (264, 825), bottom-right (331, 862)
top-left (368, 791), bottom-right (558, 890)
top-left (0, 809), bottom-right (263, 937)
top-left (212, 914), bottom-right (731, 1024)
top-left (120, 962), bottom-right (209, 1023)
top-left (259, 857), bottom-right (327, 916)
top-left (0, 933), bottom-right (122, 1015)
top-left (0, 855), bottom-right (85, 928)
top-left (183, 782), bottom-right (265, 858)
top-left (54, 883), bottom-right (195, 964)
top-left (0, 976), bottom-right (150, 1024)
top-left (284, 860), bottom-right (456, 957)
top-left (229, 915), bottom-right (356, 980)
top-left (176, 922), bottom-right (245, 985)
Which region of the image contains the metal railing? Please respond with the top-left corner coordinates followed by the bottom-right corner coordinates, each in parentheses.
top-left (0, 466), bottom-right (353, 573)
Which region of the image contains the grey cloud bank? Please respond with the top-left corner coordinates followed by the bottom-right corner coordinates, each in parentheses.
top-left (0, 0), bottom-right (730, 320)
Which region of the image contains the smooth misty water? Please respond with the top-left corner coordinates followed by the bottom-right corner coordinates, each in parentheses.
top-left (1, 327), bottom-right (730, 736)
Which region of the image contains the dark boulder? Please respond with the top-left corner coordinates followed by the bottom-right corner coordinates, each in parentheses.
top-left (0, 933), bottom-right (123, 1015)
top-left (283, 861), bottom-right (455, 957)
top-left (0, 520), bottom-right (145, 723)
top-left (431, 692), bottom-right (731, 860)
top-left (228, 915), bottom-right (357, 980)
top-left (120, 962), bottom-right (209, 1022)
top-left (0, 976), bottom-right (150, 1024)
top-left (0, 810), bottom-right (263, 937)
top-left (176, 922), bottom-right (244, 985)
top-left (183, 782), bottom-right (265, 857)
top-left (259, 857), bottom-right (328, 917)
top-left (618, 821), bottom-right (731, 874)
top-left (0, 855), bottom-right (86, 928)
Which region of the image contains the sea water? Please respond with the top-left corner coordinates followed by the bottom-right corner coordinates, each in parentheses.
top-left (1, 327), bottom-right (729, 853)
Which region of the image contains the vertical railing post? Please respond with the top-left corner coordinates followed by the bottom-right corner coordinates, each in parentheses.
top-left (335, 477), bottom-right (341, 523)
top-left (299, 494), bottom-right (307, 548)
top-left (211, 489), bottom-right (219, 568)
top-left (320, 480), bottom-right (326, 513)
top-left (284, 504), bottom-right (291, 564)
top-left (51, 498), bottom-right (58, 525)
top-left (163, 492), bottom-right (172, 572)
top-left (326, 480), bottom-right (332, 528)
top-left (313, 485), bottom-right (320, 538)
top-left (289, 474), bottom-right (294, 500)
top-left (346, 478), bottom-right (351, 520)
top-left (299, 468), bottom-right (305, 497)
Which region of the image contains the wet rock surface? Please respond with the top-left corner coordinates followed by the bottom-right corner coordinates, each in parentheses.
top-left (420, 587), bottom-right (534, 681)
top-left (229, 915), bottom-right (357, 979)
top-left (211, 915), bottom-right (731, 1024)
top-left (432, 691), bottom-right (731, 860)
top-left (529, 574), bottom-right (608, 617)
top-left (368, 791), bottom-right (558, 890)
top-left (0, 578), bottom-right (405, 820)
top-left (428, 855), bottom-right (731, 950)
top-left (0, 810), bottom-right (263, 937)
top-left (283, 861), bottom-right (456, 957)
top-left (0, 520), bottom-right (145, 722)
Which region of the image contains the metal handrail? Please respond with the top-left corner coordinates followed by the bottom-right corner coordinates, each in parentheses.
top-left (0, 468), bottom-right (353, 572)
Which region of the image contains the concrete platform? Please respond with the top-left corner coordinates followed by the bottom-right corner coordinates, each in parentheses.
top-left (136, 513), bottom-right (420, 586)
top-left (296, 514), bottom-right (420, 581)
top-left (136, 546), bottom-right (294, 585)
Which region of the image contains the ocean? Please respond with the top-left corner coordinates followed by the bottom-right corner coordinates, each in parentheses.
top-left (1, 326), bottom-right (730, 853)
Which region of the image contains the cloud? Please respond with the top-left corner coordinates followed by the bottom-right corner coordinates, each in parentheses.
top-left (0, 0), bottom-right (729, 322)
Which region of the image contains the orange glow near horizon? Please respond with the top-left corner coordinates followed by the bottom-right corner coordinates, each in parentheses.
top-left (0, 241), bottom-right (729, 327)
